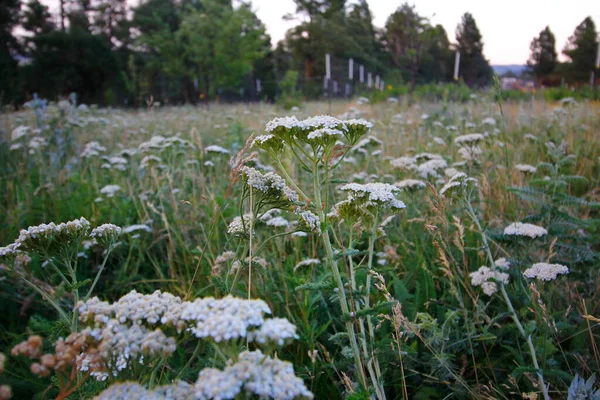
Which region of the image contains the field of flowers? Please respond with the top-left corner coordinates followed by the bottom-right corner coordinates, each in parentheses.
top-left (0, 95), bottom-right (599, 399)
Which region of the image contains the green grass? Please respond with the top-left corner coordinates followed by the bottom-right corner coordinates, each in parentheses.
top-left (0, 96), bottom-right (599, 399)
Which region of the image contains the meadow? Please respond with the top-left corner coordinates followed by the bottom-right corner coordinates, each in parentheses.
top-left (0, 93), bottom-right (599, 399)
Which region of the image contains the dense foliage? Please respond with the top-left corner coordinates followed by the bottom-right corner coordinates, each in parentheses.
top-left (0, 93), bottom-right (599, 399)
top-left (1, 0), bottom-right (598, 107)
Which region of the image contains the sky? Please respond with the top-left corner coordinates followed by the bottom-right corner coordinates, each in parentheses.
top-left (39, 0), bottom-right (600, 65)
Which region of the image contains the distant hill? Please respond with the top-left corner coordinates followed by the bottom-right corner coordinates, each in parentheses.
top-left (492, 65), bottom-right (527, 76)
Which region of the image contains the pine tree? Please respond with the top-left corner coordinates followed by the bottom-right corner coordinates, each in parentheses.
top-left (21, 0), bottom-right (56, 35)
top-left (0, 0), bottom-right (21, 104)
top-left (385, 3), bottom-right (429, 91)
top-left (455, 12), bottom-right (492, 87)
top-left (562, 17), bottom-right (599, 83)
top-left (527, 26), bottom-right (557, 80)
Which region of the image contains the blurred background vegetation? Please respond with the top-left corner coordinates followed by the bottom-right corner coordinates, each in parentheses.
top-left (0, 0), bottom-right (599, 107)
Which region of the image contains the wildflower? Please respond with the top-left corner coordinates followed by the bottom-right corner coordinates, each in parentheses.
top-left (265, 216), bottom-right (289, 228)
top-left (0, 243), bottom-right (22, 265)
top-left (93, 382), bottom-right (157, 399)
top-left (469, 266), bottom-right (509, 296)
top-left (415, 152), bottom-right (444, 161)
top-left (515, 164), bottom-right (537, 174)
top-left (306, 128), bottom-right (344, 146)
top-left (89, 224), bottom-right (121, 247)
top-left (227, 215), bottom-right (254, 237)
top-left (251, 134), bottom-right (285, 153)
top-left (390, 156), bottom-right (417, 170)
top-left (194, 350), bottom-right (313, 400)
top-left (481, 281), bottom-right (498, 296)
top-left (247, 318), bottom-right (298, 346)
top-left (240, 167), bottom-right (298, 204)
top-left (482, 117), bottom-right (496, 126)
top-left (394, 179), bottom-right (426, 191)
top-left (523, 263), bottom-right (569, 281)
top-left (504, 222), bottom-right (548, 239)
top-left (440, 172), bottom-right (477, 197)
top-left (340, 182), bottom-right (406, 211)
top-left (296, 210), bottom-right (321, 235)
top-left (454, 133), bottom-right (485, 146)
top-left (265, 116), bottom-right (301, 133)
top-left (121, 224), bottom-right (152, 234)
top-left (458, 146), bottom-right (483, 161)
top-left (495, 257), bottom-right (510, 270)
top-left (11, 126), bottom-right (29, 141)
top-left (100, 185), bottom-right (121, 198)
top-left (416, 159), bottom-right (448, 179)
top-left (205, 145), bottom-right (230, 154)
top-left (15, 218), bottom-right (91, 253)
top-left (140, 155), bottom-right (162, 168)
top-left (181, 296), bottom-right (271, 342)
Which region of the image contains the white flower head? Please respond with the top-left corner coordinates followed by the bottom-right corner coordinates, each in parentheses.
top-left (523, 263), bottom-right (569, 281)
top-left (455, 133), bottom-right (485, 146)
top-left (100, 185), bottom-right (121, 198)
top-left (89, 224), bottom-right (122, 247)
top-left (515, 164), bottom-right (537, 174)
top-left (504, 222), bottom-right (548, 239)
top-left (395, 179), bottom-right (426, 191)
top-left (205, 145), bottom-right (230, 154)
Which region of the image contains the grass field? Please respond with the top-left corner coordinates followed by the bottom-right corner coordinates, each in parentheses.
top-left (0, 95), bottom-right (599, 399)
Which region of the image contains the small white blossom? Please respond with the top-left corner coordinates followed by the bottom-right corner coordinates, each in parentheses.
top-left (523, 263), bottom-right (569, 281)
top-left (205, 145), bottom-right (229, 154)
top-left (515, 164), bottom-right (537, 174)
top-left (100, 185), bottom-right (121, 198)
top-left (504, 222), bottom-right (548, 239)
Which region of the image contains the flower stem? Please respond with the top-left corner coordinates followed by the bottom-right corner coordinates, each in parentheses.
top-left (312, 159), bottom-right (369, 392)
top-left (464, 200), bottom-right (550, 400)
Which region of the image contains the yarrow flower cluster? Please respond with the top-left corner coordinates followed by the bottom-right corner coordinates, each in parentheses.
top-left (394, 179), bottom-right (426, 191)
top-left (523, 263), bottom-right (569, 281)
top-left (265, 115), bottom-right (372, 146)
top-left (227, 215), bottom-right (254, 237)
top-left (74, 290), bottom-right (304, 389)
top-left (15, 217), bottom-right (91, 253)
top-left (94, 381), bottom-right (194, 400)
top-left (454, 133), bottom-right (485, 146)
top-left (295, 209), bottom-right (322, 235)
top-left (194, 350), bottom-right (313, 400)
top-left (81, 141), bottom-right (107, 158)
top-left (0, 243), bottom-right (22, 264)
top-left (469, 266), bottom-right (510, 296)
top-left (504, 222), bottom-right (548, 239)
top-left (205, 145), bottom-right (230, 154)
top-left (240, 167), bottom-right (299, 203)
top-left (515, 164), bottom-right (537, 174)
top-left (439, 172), bottom-right (478, 197)
top-left (89, 224), bottom-right (122, 247)
top-left (340, 183), bottom-right (406, 211)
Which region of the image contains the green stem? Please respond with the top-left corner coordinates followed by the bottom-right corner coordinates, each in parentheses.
top-left (84, 246), bottom-right (113, 300)
top-left (312, 159), bottom-right (369, 392)
top-left (464, 200), bottom-right (550, 400)
top-left (19, 274), bottom-right (71, 326)
top-left (275, 159), bottom-right (310, 201)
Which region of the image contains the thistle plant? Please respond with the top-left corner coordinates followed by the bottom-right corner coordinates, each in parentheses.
top-left (229, 115), bottom-right (400, 398)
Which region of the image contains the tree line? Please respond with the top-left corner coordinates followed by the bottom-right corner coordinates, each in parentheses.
top-left (0, 0), bottom-right (598, 106)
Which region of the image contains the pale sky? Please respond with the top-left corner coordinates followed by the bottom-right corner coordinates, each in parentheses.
top-left (39, 0), bottom-right (600, 64)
